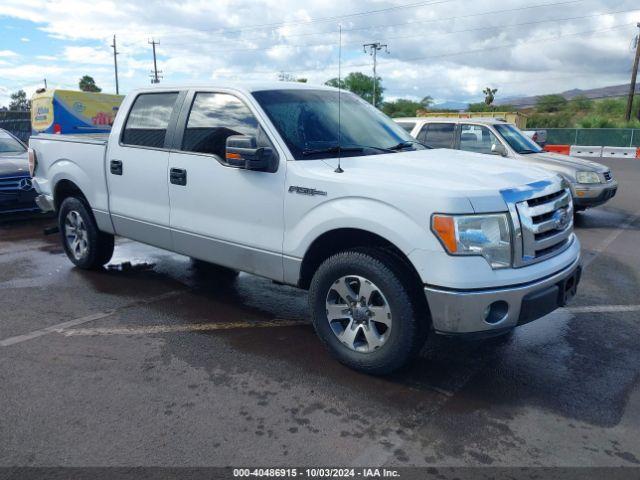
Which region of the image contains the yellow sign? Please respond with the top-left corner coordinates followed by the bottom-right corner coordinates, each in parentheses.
top-left (31, 90), bottom-right (124, 134)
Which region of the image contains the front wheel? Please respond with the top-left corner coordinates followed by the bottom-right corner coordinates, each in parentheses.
top-left (309, 249), bottom-right (427, 375)
top-left (58, 197), bottom-right (114, 269)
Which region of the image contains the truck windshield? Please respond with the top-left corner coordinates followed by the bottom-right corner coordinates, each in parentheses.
top-left (494, 124), bottom-right (543, 154)
top-left (252, 89), bottom-right (426, 160)
top-left (0, 130), bottom-right (26, 154)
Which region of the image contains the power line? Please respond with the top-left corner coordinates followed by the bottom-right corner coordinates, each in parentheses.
top-left (161, 7), bottom-right (639, 54)
top-left (211, 21), bottom-right (637, 77)
top-left (272, 0), bottom-right (584, 40)
top-left (115, 0), bottom-right (459, 41)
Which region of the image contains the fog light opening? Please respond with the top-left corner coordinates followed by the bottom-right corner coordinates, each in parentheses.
top-left (484, 301), bottom-right (509, 324)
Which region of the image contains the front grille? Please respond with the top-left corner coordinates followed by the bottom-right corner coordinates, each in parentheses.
top-left (515, 188), bottom-right (573, 266)
top-left (603, 171), bottom-right (612, 182)
top-left (0, 176), bottom-right (23, 194)
top-left (502, 181), bottom-right (574, 268)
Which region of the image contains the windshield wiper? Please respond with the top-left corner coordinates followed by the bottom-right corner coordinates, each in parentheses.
top-left (519, 149), bottom-right (539, 154)
top-left (301, 144), bottom-right (394, 156)
top-left (388, 140), bottom-right (430, 150)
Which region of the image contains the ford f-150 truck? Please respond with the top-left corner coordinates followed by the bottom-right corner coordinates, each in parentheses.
top-left (29, 83), bottom-right (581, 374)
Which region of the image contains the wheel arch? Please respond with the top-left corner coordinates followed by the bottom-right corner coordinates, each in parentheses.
top-left (297, 228), bottom-right (423, 292)
top-left (53, 178), bottom-right (88, 211)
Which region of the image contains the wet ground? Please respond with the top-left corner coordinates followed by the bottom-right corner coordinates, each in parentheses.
top-left (1, 158), bottom-right (639, 468)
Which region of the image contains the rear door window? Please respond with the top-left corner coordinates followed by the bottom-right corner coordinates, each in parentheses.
top-left (121, 92), bottom-right (179, 148)
top-left (418, 123), bottom-right (455, 148)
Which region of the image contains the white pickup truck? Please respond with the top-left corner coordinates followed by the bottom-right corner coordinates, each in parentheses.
top-left (29, 83), bottom-right (581, 374)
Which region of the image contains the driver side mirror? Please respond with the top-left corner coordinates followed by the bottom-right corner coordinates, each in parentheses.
top-left (225, 135), bottom-right (272, 171)
top-left (491, 143), bottom-right (507, 157)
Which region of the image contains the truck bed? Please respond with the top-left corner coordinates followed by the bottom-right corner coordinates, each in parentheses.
top-left (30, 133), bottom-right (110, 219)
top-left (29, 133), bottom-right (109, 145)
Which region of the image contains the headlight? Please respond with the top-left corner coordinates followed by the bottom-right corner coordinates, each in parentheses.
top-left (432, 213), bottom-right (512, 269)
top-left (576, 171), bottom-right (600, 184)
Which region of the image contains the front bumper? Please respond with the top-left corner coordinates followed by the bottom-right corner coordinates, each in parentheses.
top-left (0, 191), bottom-right (39, 214)
top-left (424, 255), bottom-right (581, 335)
top-left (572, 181), bottom-right (618, 209)
top-left (34, 194), bottom-right (55, 213)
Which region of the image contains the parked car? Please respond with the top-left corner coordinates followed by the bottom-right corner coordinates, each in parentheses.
top-left (396, 117), bottom-right (617, 211)
top-left (523, 129), bottom-right (547, 146)
top-left (30, 84), bottom-right (581, 374)
top-left (0, 128), bottom-right (39, 214)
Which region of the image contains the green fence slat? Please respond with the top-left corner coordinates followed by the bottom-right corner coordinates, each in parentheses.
top-left (544, 128), bottom-right (639, 147)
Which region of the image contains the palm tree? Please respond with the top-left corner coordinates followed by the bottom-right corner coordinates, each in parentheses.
top-left (483, 87), bottom-right (497, 106)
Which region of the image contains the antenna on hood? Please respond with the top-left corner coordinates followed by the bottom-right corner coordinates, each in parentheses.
top-left (335, 23), bottom-right (344, 174)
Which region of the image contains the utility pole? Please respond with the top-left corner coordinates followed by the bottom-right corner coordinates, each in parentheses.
top-left (363, 42), bottom-right (389, 108)
top-left (149, 39), bottom-right (162, 84)
top-left (111, 34), bottom-right (119, 94)
top-left (43, 78), bottom-right (47, 89)
top-left (624, 23), bottom-right (640, 122)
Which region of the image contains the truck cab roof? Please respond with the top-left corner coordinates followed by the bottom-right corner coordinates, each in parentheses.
top-left (128, 82), bottom-right (338, 96)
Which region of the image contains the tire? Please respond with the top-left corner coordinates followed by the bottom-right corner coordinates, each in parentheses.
top-left (58, 197), bottom-right (114, 269)
top-left (309, 249), bottom-right (428, 375)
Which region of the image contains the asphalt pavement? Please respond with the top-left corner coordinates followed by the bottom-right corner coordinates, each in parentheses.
top-left (1, 157), bottom-right (639, 469)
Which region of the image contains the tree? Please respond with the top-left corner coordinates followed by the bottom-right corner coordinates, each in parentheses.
top-left (325, 72), bottom-right (384, 106)
top-left (568, 95), bottom-right (592, 112)
top-left (278, 72), bottom-right (307, 83)
top-left (535, 94), bottom-right (568, 113)
top-left (483, 87), bottom-right (497, 106)
top-left (420, 96), bottom-right (434, 109)
top-left (79, 75), bottom-right (101, 92)
top-left (382, 96), bottom-right (433, 117)
top-left (9, 90), bottom-right (29, 111)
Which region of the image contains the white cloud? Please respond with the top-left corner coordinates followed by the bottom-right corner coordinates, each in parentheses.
top-left (0, 0), bottom-right (639, 106)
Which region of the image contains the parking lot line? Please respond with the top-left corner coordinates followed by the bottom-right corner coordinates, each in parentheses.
top-left (564, 304), bottom-right (640, 314)
top-left (58, 319), bottom-right (309, 336)
top-left (0, 290), bottom-right (184, 347)
top-left (583, 207), bottom-right (640, 268)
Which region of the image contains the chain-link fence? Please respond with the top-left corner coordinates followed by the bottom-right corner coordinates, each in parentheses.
top-left (0, 110), bottom-right (31, 143)
top-left (544, 128), bottom-right (640, 147)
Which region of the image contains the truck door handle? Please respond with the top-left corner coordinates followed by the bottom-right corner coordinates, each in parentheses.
top-left (170, 168), bottom-right (187, 186)
top-left (110, 160), bottom-right (123, 175)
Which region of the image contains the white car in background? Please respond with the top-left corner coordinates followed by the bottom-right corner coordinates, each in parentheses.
top-left (523, 129), bottom-right (547, 146)
top-left (396, 117), bottom-right (617, 211)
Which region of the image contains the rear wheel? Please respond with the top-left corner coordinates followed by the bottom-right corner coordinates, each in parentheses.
top-left (58, 197), bottom-right (114, 269)
top-left (309, 249), bottom-right (427, 374)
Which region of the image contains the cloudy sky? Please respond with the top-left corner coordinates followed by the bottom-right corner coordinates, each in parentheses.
top-left (1, 0), bottom-right (639, 107)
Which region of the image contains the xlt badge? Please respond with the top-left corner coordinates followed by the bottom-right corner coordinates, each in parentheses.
top-left (288, 186), bottom-right (327, 197)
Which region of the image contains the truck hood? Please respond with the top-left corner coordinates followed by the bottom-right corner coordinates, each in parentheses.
top-left (523, 151), bottom-right (608, 173)
top-left (333, 148), bottom-right (557, 192)
top-left (0, 152), bottom-right (29, 177)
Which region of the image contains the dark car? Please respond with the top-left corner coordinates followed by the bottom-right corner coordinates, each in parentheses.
top-left (0, 128), bottom-right (39, 214)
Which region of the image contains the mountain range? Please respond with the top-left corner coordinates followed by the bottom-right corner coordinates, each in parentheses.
top-left (497, 83), bottom-right (640, 109)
